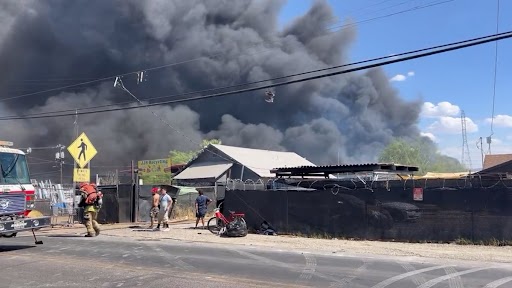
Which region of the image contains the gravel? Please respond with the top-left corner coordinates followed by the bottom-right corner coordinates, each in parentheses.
top-left (38, 221), bottom-right (512, 263)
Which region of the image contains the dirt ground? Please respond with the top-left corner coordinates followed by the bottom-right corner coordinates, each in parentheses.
top-left (37, 220), bottom-right (512, 264)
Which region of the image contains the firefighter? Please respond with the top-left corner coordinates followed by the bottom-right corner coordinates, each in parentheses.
top-left (78, 182), bottom-right (101, 237)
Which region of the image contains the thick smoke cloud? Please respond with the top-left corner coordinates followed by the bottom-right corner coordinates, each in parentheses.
top-left (0, 0), bottom-right (424, 179)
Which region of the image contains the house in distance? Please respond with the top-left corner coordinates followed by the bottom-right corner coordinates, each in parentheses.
top-left (173, 144), bottom-right (315, 187)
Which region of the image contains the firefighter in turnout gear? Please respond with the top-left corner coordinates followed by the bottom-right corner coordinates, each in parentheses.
top-left (78, 182), bottom-right (102, 237)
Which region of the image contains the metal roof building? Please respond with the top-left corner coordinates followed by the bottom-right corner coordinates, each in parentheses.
top-left (173, 144), bottom-right (315, 185)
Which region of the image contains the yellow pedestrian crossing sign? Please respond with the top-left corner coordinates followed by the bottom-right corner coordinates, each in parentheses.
top-left (67, 132), bottom-right (97, 168)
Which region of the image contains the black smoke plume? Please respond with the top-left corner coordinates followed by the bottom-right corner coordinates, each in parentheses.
top-left (0, 0), bottom-right (424, 181)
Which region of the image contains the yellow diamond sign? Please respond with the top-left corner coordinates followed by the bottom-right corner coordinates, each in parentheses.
top-left (67, 132), bottom-right (97, 168)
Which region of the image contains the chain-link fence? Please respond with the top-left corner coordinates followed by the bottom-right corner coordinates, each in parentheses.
top-left (33, 180), bottom-right (79, 226)
top-left (226, 179), bottom-right (266, 191)
top-left (137, 185), bottom-right (221, 224)
top-left (96, 170), bottom-right (134, 185)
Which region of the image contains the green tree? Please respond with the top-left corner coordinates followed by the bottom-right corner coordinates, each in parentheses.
top-left (141, 174), bottom-right (171, 185)
top-left (169, 139), bottom-right (222, 164)
top-left (378, 138), bottom-right (466, 175)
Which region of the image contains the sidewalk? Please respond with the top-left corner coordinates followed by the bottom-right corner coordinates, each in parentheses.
top-left (36, 221), bottom-right (512, 264)
top-left (38, 218), bottom-right (195, 235)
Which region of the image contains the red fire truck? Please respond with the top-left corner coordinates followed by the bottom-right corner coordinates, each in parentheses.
top-left (0, 141), bottom-right (51, 244)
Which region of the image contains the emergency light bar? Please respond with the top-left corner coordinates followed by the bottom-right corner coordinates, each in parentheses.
top-left (0, 140), bottom-right (14, 147)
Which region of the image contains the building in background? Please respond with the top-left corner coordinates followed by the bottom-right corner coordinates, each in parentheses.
top-left (172, 144), bottom-right (315, 203)
top-left (173, 144), bottom-right (315, 185)
top-left (480, 153), bottom-right (512, 176)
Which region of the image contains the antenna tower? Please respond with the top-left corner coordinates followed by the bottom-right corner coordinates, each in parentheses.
top-left (461, 110), bottom-right (472, 171)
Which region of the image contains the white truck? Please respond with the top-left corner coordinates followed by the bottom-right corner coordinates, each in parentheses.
top-left (0, 140), bottom-right (51, 244)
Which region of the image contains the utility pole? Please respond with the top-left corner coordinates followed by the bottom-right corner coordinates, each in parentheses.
top-left (72, 109), bottom-right (78, 185)
top-left (486, 136), bottom-right (492, 155)
top-left (477, 137), bottom-right (484, 169)
top-left (71, 109), bottom-right (78, 226)
top-left (55, 145), bottom-right (65, 184)
top-left (337, 149), bottom-right (340, 179)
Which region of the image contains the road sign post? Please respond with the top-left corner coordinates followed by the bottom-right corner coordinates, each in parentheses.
top-left (67, 132), bottom-right (97, 182)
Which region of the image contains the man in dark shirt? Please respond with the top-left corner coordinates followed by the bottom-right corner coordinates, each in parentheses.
top-left (195, 190), bottom-right (211, 229)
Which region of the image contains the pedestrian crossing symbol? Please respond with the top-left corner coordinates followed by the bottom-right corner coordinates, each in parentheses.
top-left (67, 132), bottom-right (97, 168)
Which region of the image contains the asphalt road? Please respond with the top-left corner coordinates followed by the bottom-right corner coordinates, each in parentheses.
top-left (1, 233), bottom-right (512, 288)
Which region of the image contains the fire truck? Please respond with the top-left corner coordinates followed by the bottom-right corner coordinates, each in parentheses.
top-left (0, 140), bottom-right (51, 244)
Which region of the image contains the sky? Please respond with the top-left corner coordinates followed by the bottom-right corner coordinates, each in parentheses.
top-left (279, 0), bottom-right (512, 170)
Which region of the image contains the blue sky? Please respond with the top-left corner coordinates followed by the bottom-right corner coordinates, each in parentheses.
top-left (279, 0), bottom-right (512, 170)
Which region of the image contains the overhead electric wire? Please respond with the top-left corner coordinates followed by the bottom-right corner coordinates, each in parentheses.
top-left (1, 30), bottom-right (509, 121)
top-left (112, 77), bottom-right (253, 170)
top-left (1, 30), bottom-right (511, 121)
top-left (328, 0), bottom-right (454, 31)
top-left (0, 48), bottom-right (269, 103)
top-left (489, 0), bottom-right (500, 138)
top-left (323, 0), bottom-right (409, 26)
top-left (0, 0), bottom-right (454, 104)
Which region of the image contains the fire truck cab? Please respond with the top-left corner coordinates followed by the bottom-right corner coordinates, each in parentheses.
top-left (0, 140), bottom-right (51, 244)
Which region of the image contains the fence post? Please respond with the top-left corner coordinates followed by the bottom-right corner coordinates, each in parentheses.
top-left (365, 201), bottom-right (369, 239)
top-left (285, 190), bottom-right (289, 232)
top-left (471, 209), bottom-right (475, 242)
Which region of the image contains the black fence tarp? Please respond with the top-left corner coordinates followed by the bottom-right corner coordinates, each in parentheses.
top-left (96, 185), bottom-right (120, 224)
top-left (117, 184), bottom-right (135, 223)
top-left (72, 184), bottom-right (135, 224)
top-left (224, 178), bottom-right (512, 242)
top-left (34, 199), bottom-right (52, 216)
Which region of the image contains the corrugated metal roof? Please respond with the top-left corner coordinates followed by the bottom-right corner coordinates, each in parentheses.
top-left (212, 144), bottom-right (315, 178)
top-left (173, 162), bottom-right (233, 180)
top-left (174, 186), bottom-right (198, 195)
top-left (412, 172), bottom-right (470, 179)
top-left (0, 147), bottom-right (25, 154)
top-left (271, 163), bottom-right (419, 177)
top-left (271, 163), bottom-right (419, 170)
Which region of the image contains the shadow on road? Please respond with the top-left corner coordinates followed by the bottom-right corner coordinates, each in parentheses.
top-left (186, 226), bottom-right (208, 230)
top-left (46, 234), bottom-right (84, 238)
top-left (0, 245), bottom-right (35, 252)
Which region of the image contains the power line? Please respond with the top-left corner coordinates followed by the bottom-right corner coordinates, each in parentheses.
top-left (112, 77), bottom-right (273, 172)
top-left (0, 47), bottom-right (270, 103)
top-left (488, 0), bottom-right (500, 154)
top-left (4, 31), bottom-right (512, 120)
top-left (328, 0), bottom-right (454, 31)
top-left (1, 30), bottom-right (510, 121)
top-left (324, 0), bottom-right (452, 30)
top-left (0, 30), bottom-right (511, 121)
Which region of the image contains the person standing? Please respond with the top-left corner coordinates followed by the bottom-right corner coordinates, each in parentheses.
top-left (195, 190), bottom-right (212, 229)
top-left (156, 187), bottom-right (172, 231)
top-left (149, 187), bottom-right (160, 229)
